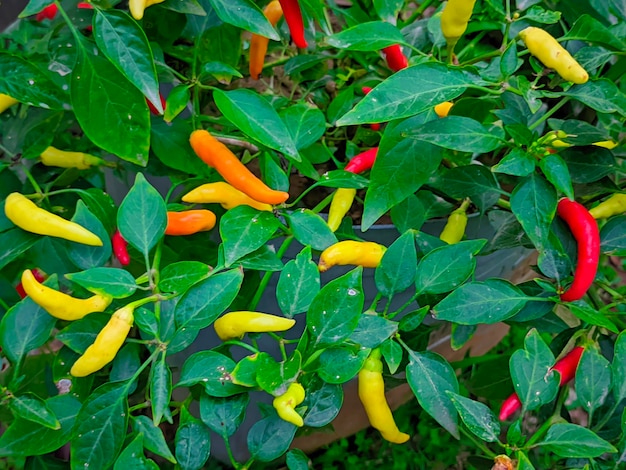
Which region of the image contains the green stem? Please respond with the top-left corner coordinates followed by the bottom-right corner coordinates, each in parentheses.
top-left (247, 236), bottom-right (294, 311)
top-left (592, 399), bottom-right (622, 432)
top-left (528, 97), bottom-right (570, 131)
top-left (456, 31), bottom-right (488, 62)
top-left (0, 296), bottom-right (10, 312)
top-left (222, 340), bottom-right (260, 355)
top-left (496, 198), bottom-right (511, 210)
top-left (126, 347), bottom-right (161, 389)
top-left (0, 142), bottom-right (16, 158)
top-left (387, 292), bottom-right (420, 320)
top-left (525, 415), bottom-right (563, 449)
top-left (459, 425), bottom-right (498, 458)
top-left (400, 0), bottom-right (435, 26)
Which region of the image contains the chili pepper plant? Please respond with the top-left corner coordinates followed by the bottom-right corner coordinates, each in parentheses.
top-left (1, 0), bottom-right (626, 468)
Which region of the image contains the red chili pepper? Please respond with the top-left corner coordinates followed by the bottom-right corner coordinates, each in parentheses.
top-left (344, 147), bottom-right (378, 174)
top-left (556, 198), bottom-right (600, 302)
top-left (277, 0), bottom-right (307, 48)
top-left (112, 229), bottom-right (130, 266)
top-left (382, 45), bottom-right (408, 72)
top-left (147, 95), bottom-right (166, 115)
top-left (36, 4), bottom-right (58, 21)
top-left (499, 346), bottom-right (585, 421)
top-left (78, 2), bottom-right (93, 8)
top-left (16, 268), bottom-right (46, 299)
top-left (361, 87), bottom-right (381, 131)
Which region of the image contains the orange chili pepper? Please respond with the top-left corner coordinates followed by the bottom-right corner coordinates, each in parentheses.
top-left (250, 1), bottom-right (283, 80)
top-left (189, 129), bottom-right (289, 205)
top-left (165, 210), bottom-right (216, 236)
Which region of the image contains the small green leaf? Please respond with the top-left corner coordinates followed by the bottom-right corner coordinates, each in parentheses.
top-left (537, 423), bottom-right (617, 458)
top-left (281, 104), bottom-right (326, 150)
top-left (538, 153), bottom-right (574, 200)
top-left (302, 380), bottom-right (342, 427)
top-left (375, 230), bottom-right (417, 297)
top-left (131, 415), bottom-right (176, 463)
top-left (208, 0), bottom-right (280, 40)
top-left (612, 331), bottom-right (626, 403)
top-left (9, 393), bottom-right (60, 430)
top-left (318, 347), bottom-right (369, 384)
top-left (286, 449), bottom-right (312, 470)
top-left (164, 85), bottom-right (191, 122)
top-left (200, 392), bottom-right (249, 437)
top-left (66, 267), bottom-right (137, 299)
top-left (247, 415), bottom-right (297, 462)
top-left (446, 392), bottom-right (500, 442)
top-left (256, 352), bottom-right (302, 395)
top-left (349, 315), bottom-right (398, 349)
top-left (150, 357), bottom-right (173, 425)
top-left (277, 247), bottom-right (320, 317)
top-left (66, 201), bottom-right (111, 269)
top-left (175, 406), bottom-right (211, 470)
top-left (326, 21), bottom-right (407, 51)
top-left (178, 351), bottom-right (248, 397)
top-left (287, 209), bottom-right (337, 251)
top-left (158, 261), bottom-right (212, 294)
top-left (575, 348), bottom-right (611, 419)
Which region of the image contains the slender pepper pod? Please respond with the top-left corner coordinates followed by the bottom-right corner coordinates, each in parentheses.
top-left (0, 94), bottom-right (19, 114)
top-left (21, 269), bottom-right (112, 321)
top-left (40, 146), bottom-right (104, 169)
top-left (250, 1), bottom-right (284, 80)
top-left (434, 101), bottom-right (454, 118)
top-left (146, 94), bottom-right (166, 115)
top-left (499, 346), bottom-right (584, 421)
top-left (327, 188), bottom-right (356, 232)
top-left (440, 0), bottom-right (477, 49)
top-left (589, 194), bottom-right (626, 219)
top-left (273, 382), bottom-right (305, 427)
top-left (129, 0), bottom-right (165, 20)
top-left (214, 311), bottom-right (296, 341)
top-left (15, 268), bottom-right (46, 299)
top-left (36, 4), bottom-right (58, 21)
top-left (358, 349), bottom-right (410, 444)
top-left (4, 192), bottom-right (103, 246)
top-left (165, 210), bottom-right (216, 236)
top-left (70, 305), bottom-right (135, 377)
top-left (277, 0), bottom-right (307, 48)
top-left (182, 182), bottom-right (273, 211)
top-left (112, 229), bottom-right (130, 266)
top-left (189, 130), bottom-right (289, 205)
top-left (557, 198), bottom-right (600, 302)
top-left (344, 147), bottom-right (378, 174)
top-left (439, 200), bottom-right (470, 245)
top-left (518, 27), bottom-right (589, 84)
top-left (382, 45), bottom-right (408, 72)
top-left (361, 87), bottom-right (381, 131)
top-left (318, 240), bottom-right (386, 272)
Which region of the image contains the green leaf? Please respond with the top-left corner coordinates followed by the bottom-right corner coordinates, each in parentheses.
top-left (0, 55), bottom-right (68, 110)
top-left (247, 415), bottom-right (297, 462)
top-left (71, 45), bottom-right (150, 165)
top-left (415, 239), bottom-right (486, 295)
top-left (380, 339), bottom-right (403, 374)
top-left (18, 0), bottom-right (54, 17)
top-left (208, 0), bottom-right (280, 40)
top-left (315, 170), bottom-right (370, 189)
top-left (281, 104), bottom-right (326, 150)
top-left (114, 434), bottom-right (158, 470)
top-left (612, 331), bottom-right (626, 403)
top-left (349, 315), bottom-right (398, 349)
top-left (66, 267), bottom-right (137, 299)
top-left (286, 449), bottom-right (312, 470)
top-left (600, 215), bottom-right (626, 255)
top-left (327, 87), bottom-right (354, 126)
top-left (510, 329), bottom-right (559, 412)
top-left (131, 415), bottom-right (176, 463)
top-left (326, 21), bottom-right (407, 50)
top-left (174, 268), bottom-right (243, 329)
top-left (407, 350), bottom-right (459, 438)
top-left (302, 380), bottom-right (342, 427)
top-left (516, 451), bottom-right (536, 470)
top-left (256, 352), bottom-right (302, 395)
top-left (431, 166), bottom-right (501, 213)
top-left (0, 295), bottom-right (56, 364)
top-left (214, 89), bottom-right (299, 160)
top-left (111, 343), bottom-right (141, 387)
top-left (318, 347), bottom-right (369, 384)
top-left (337, 63), bottom-right (477, 126)
top-left (410, 116), bottom-right (503, 153)
top-left (71, 382), bottom-right (129, 470)
top-left (446, 392), bottom-right (500, 442)
top-left (562, 79), bottom-right (626, 117)
top-left (117, 173), bottom-right (167, 256)
top-left (200, 392), bottom-right (249, 437)
top-left (198, 61), bottom-right (243, 83)
top-left (94, 9), bottom-right (161, 113)
top-left (307, 268), bottom-right (364, 347)
top-left (538, 153), bottom-right (574, 200)
top-left (575, 348), bottom-right (611, 418)
top-left (151, 119), bottom-right (211, 175)
top-left (537, 423), bottom-right (617, 458)
top-left (568, 302), bottom-right (619, 333)
top-left (220, 205), bottom-right (281, 266)
top-left (56, 313), bottom-right (109, 354)
top-left (564, 147), bottom-right (616, 184)
top-left (277, 247), bottom-right (320, 317)
top-left (375, 230), bottom-right (417, 297)
top-left (0, 229), bottom-right (39, 271)
top-left (433, 279), bottom-right (528, 324)
top-left (492, 148), bottom-right (536, 176)
top-left (562, 14), bottom-right (626, 50)
top-left (287, 209), bottom-right (337, 251)
top-left (164, 85), bottom-right (191, 122)
top-left (8, 393), bottom-right (59, 430)
top-left (175, 406), bottom-right (211, 470)
top-left (0, 394), bottom-right (81, 457)
top-left (510, 173), bottom-right (557, 251)
top-left (158, 261), bottom-right (212, 294)
top-left (150, 357), bottom-right (172, 425)
top-left (177, 351), bottom-right (248, 397)
top-left (65, 201), bottom-right (111, 269)
top-left (399, 306), bottom-right (429, 332)
top-left (238, 244), bottom-right (284, 271)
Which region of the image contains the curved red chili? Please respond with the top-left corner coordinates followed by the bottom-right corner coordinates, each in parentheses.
top-left (556, 198), bottom-right (600, 302)
top-left (361, 87), bottom-right (380, 131)
top-left (36, 4), bottom-right (58, 21)
top-left (344, 147), bottom-right (378, 174)
top-left (499, 346), bottom-right (585, 421)
top-left (147, 94), bottom-right (166, 116)
top-left (382, 45), bottom-right (408, 72)
top-left (112, 229), bottom-right (130, 266)
top-left (278, 0), bottom-right (307, 48)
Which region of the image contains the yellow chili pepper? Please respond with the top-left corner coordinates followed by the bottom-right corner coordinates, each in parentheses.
top-left (434, 101), bottom-right (453, 118)
top-left (70, 305), bottom-right (135, 377)
top-left (592, 140), bottom-right (618, 150)
top-left (249, 0), bottom-right (284, 80)
top-left (318, 240), bottom-right (386, 272)
top-left (440, 0), bottom-right (477, 49)
top-left (327, 188), bottom-right (356, 232)
top-left (181, 182), bottom-right (273, 211)
top-left (358, 349), bottom-right (410, 444)
top-left (0, 94), bottom-right (19, 114)
top-left (439, 199), bottom-right (470, 245)
top-left (589, 194), bottom-right (626, 219)
top-left (213, 311), bottom-right (296, 341)
top-left (20, 269), bottom-right (112, 321)
top-left (128, 0), bottom-right (165, 20)
top-left (518, 27), bottom-right (589, 84)
top-left (40, 146), bottom-right (104, 169)
top-left (4, 192), bottom-right (103, 246)
top-left (272, 382), bottom-right (305, 427)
